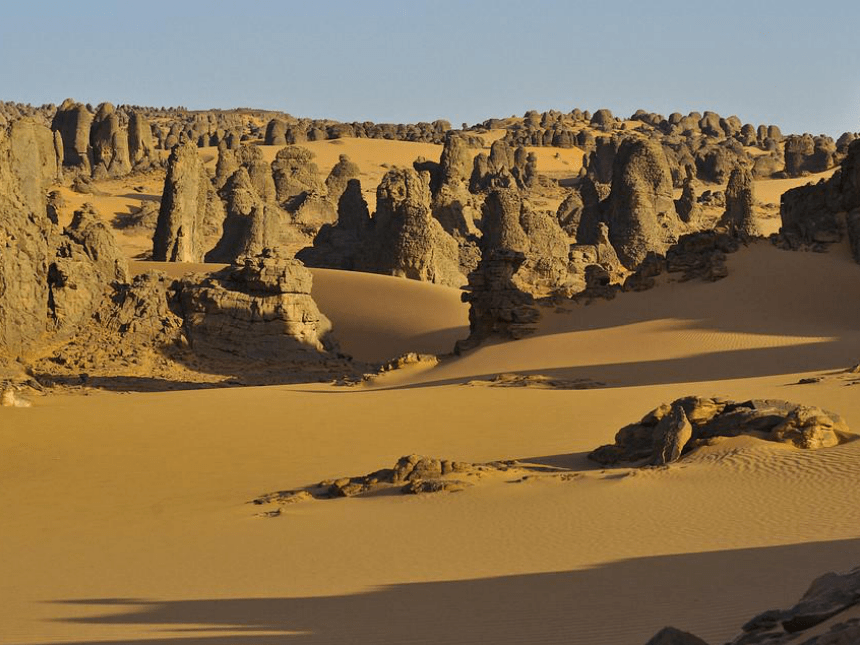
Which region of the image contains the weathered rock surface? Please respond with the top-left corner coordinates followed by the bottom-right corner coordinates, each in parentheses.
top-left (455, 249), bottom-right (539, 352)
top-left (176, 251), bottom-right (338, 362)
top-left (296, 179), bottom-right (371, 270)
top-left (605, 138), bottom-right (681, 268)
top-left (89, 102), bottom-right (131, 178)
top-left (324, 154), bottom-right (360, 203)
top-left (152, 141), bottom-right (225, 262)
top-left (48, 205), bottom-right (129, 342)
top-left (371, 167), bottom-right (464, 286)
top-left (272, 145), bottom-right (322, 206)
top-left (590, 397), bottom-right (853, 466)
top-left (51, 99), bottom-right (92, 172)
top-left (719, 166), bottom-right (759, 239)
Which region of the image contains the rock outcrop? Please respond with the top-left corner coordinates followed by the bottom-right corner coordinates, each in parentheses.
top-left (176, 251), bottom-right (337, 362)
top-left (296, 179), bottom-right (370, 270)
top-left (590, 397), bottom-right (853, 466)
top-left (51, 98), bottom-right (92, 172)
top-left (371, 167), bottom-right (464, 286)
top-left (128, 111), bottom-right (156, 169)
top-left (324, 154), bottom-right (360, 203)
top-left (152, 141), bottom-right (225, 262)
top-left (719, 166), bottom-right (759, 238)
top-left (605, 138), bottom-right (681, 268)
top-left (89, 102), bottom-right (131, 178)
top-left (205, 168), bottom-right (284, 263)
top-left (48, 205), bottom-right (129, 342)
top-left (271, 145), bottom-right (322, 206)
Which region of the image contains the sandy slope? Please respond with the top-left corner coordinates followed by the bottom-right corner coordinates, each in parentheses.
top-left (3, 241), bottom-right (860, 645)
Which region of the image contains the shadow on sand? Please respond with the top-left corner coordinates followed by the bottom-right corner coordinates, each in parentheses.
top-left (25, 539), bottom-right (860, 645)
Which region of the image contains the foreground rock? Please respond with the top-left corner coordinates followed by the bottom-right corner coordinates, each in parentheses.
top-left (589, 397), bottom-right (853, 466)
top-left (644, 564), bottom-right (860, 644)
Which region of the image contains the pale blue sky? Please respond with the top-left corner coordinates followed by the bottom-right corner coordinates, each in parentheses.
top-left (1, 0), bottom-right (857, 136)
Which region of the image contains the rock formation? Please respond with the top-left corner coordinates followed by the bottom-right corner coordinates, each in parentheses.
top-left (264, 118), bottom-right (287, 145)
top-left (176, 251), bottom-right (338, 362)
top-left (296, 179), bottom-right (371, 270)
top-left (128, 111), bottom-right (156, 169)
top-left (719, 166), bottom-right (759, 238)
top-left (590, 397), bottom-right (853, 466)
top-left (205, 168), bottom-right (284, 263)
top-left (271, 145), bottom-right (322, 206)
top-left (674, 170), bottom-right (701, 225)
top-left (605, 138), bottom-right (680, 268)
top-left (152, 140), bottom-right (225, 262)
top-left (371, 167), bottom-right (464, 286)
top-left (455, 249), bottom-right (539, 353)
top-left (51, 98), bottom-right (92, 172)
top-left (89, 102), bottom-right (131, 178)
top-left (324, 154), bottom-right (361, 203)
top-left (48, 205), bottom-right (129, 341)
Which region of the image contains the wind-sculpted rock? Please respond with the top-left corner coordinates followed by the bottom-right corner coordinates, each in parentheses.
top-left (176, 251), bottom-right (338, 362)
top-left (470, 140), bottom-right (535, 191)
top-left (272, 145), bottom-right (322, 206)
top-left (605, 138), bottom-right (680, 269)
top-left (372, 167), bottom-right (464, 286)
top-left (674, 171), bottom-right (701, 225)
top-left (589, 397), bottom-right (853, 466)
top-left (264, 118), bottom-right (287, 145)
top-left (89, 102), bottom-right (131, 178)
top-left (296, 179), bottom-right (371, 270)
top-left (719, 166), bottom-right (759, 239)
top-left (206, 168), bottom-right (284, 263)
top-left (455, 248), bottom-right (539, 352)
top-left (152, 141), bottom-right (225, 262)
top-left (324, 154), bottom-right (360, 203)
top-left (480, 188), bottom-right (570, 297)
top-left (48, 205), bottom-right (129, 341)
top-left (51, 98), bottom-right (92, 172)
top-left (128, 111), bottom-right (156, 169)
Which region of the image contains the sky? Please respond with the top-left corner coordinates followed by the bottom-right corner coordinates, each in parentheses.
top-left (1, 0), bottom-right (858, 136)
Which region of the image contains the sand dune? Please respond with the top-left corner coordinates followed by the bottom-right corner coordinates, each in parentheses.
top-left (4, 240), bottom-right (860, 644)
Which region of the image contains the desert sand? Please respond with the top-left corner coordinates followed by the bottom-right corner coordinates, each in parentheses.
top-left (3, 227), bottom-right (860, 644)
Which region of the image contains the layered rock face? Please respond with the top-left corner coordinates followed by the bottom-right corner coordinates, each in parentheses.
top-left (176, 251), bottom-right (337, 362)
top-left (590, 397), bottom-right (853, 466)
top-left (152, 141), bottom-right (225, 262)
top-left (605, 138), bottom-right (681, 268)
top-left (719, 166), bottom-right (759, 238)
